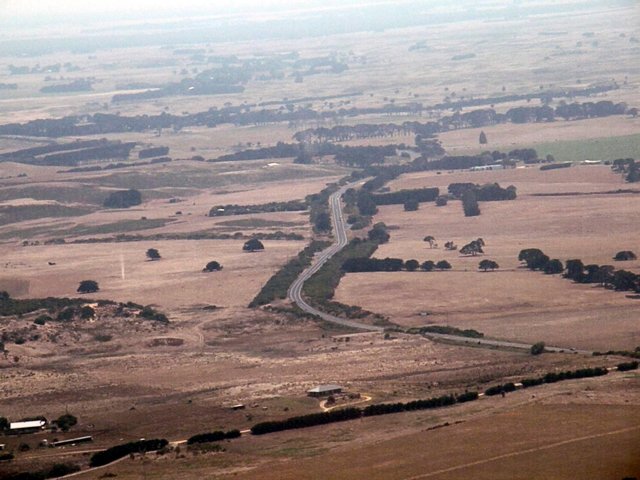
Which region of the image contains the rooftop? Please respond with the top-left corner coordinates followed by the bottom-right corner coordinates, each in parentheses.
top-left (10, 420), bottom-right (46, 430)
top-left (307, 384), bottom-right (343, 393)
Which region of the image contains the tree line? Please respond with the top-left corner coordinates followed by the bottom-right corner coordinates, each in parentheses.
top-left (519, 248), bottom-right (640, 292)
top-left (342, 257), bottom-right (452, 272)
top-left (249, 241), bottom-right (331, 307)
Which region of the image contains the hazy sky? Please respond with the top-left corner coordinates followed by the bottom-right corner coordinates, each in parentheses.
top-left (1, 0), bottom-right (357, 17)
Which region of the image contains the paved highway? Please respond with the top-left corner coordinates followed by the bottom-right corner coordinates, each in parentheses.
top-left (288, 183), bottom-right (384, 332)
top-left (287, 182), bottom-right (592, 354)
top-left (421, 332), bottom-right (593, 355)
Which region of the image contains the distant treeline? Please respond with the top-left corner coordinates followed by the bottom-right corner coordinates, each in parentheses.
top-left (210, 142), bottom-right (401, 169)
top-left (112, 66), bottom-right (249, 103)
top-left (0, 83), bottom-right (18, 90)
top-left (0, 139), bottom-right (136, 166)
top-left (40, 79), bottom-right (93, 94)
top-left (209, 200), bottom-right (307, 217)
top-left (61, 157), bottom-right (171, 173)
top-left (139, 146), bottom-right (169, 159)
top-left (1, 87), bottom-right (631, 138)
top-left (292, 99), bottom-right (633, 143)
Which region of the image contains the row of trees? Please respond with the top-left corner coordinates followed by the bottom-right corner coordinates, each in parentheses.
top-left (342, 258), bottom-right (453, 272)
top-left (187, 429), bottom-right (241, 445)
top-left (208, 200), bottom-right (307, 217)
top-left (249, 241), bottom-right (330, 307)
top-left (519, 248), bottom-right (640, 292)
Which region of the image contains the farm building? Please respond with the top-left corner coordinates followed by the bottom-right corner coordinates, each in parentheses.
top-left (9, 420), bottom-right (46, 435)
top-left (307, 384), bottom-right (343, 397)
top-left (470, 164), bottom-right (505, 171)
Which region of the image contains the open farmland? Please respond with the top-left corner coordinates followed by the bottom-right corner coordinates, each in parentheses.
top-left (0, 1), bottom-right (639, 479)
top-left (336, 166), bottom-right (640, 350)
top-left (439, 116), bottom-right (640, 160)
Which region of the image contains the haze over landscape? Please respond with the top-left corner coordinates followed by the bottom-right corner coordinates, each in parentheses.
top-left (0, 0), bottom-right (638, 479)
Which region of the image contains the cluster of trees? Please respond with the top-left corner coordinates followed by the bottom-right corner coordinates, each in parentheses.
top-left (62, 156), bottom-right (171, 174)
top-left (307, 184), bottom-right (340, 234)
top-left (104, 189), bottom-right (142, 209)
top-left (370, 187), bottom-right (440, 206)
top-left (249, 241), bottom-right (330, 307)
top-left (484, 382), bottom-right (517, 396)
top-left (187, 430), bottom-right (241, 445)
top-left (1, 463), bottom-right (81, 480)
top-left (138, 146), bottom-right (169, 159)
top-left (0, 139), bottom-right (135, 166)
top-left (518, 249), bottom-right (564, 274)
top-left (90, 439), bottom-right (168, 467)
top-left (77, 280), bottom-right (99, 294)
top-left (208, 200), bottom-right (307, 217)
top-left (448, 183), bottom-right (516, 201)
top-left (112, 66), bottom-right (247, 103)
top-left (211, 142), bottom-right (300, 163)
top-left (342, 257), bottom-right (452, 272)
top-left (460, 238), bottom-right (485, 256)
top-left (409, 325), bottom-right (484, 338)
top-left (40, 79), bottom-right (93, 94)
top-left (519, 248), bottom-right (640, 292)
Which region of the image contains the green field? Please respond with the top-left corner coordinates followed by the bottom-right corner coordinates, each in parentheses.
top-left (525, 134), bottom-right (640, 162)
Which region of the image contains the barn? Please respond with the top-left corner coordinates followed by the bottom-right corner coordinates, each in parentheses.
top-left (307, 384), bottom-right (343, 397)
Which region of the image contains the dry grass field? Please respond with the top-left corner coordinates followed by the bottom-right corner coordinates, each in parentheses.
top-left (336, 166), bottom-right (640, 350)
top-left (39, 371), bottom-right (639, 480)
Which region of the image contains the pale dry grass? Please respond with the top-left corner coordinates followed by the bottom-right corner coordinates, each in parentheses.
top-left (336, 168), bottom-right (640, 350)
top-left (0, 239), bottom-right (303, 309)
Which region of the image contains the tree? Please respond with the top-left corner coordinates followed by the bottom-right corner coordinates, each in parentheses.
top-left (203, 261), bottom-right (223, 272)
top-left (479, 131), bottom-right (488, 145)
top-left (404, 199), bottom-right (419, 211)
top-left (423, 236), bottom-right (436, 248)
top-left (55, 414), bottom-right (78, 432)
top-left (479, 259), bottom-right (499, 271)
top-left (368, 223), bottom-right (390, 244)
top-left (80, 306), bottom-right (95, 319)
top-left (564, 259), bottom-right (585, 282)
top-left (146, 248), bottom-right (161, 260)
top-left (543, 259), bottom-right (564, 274)
top-left (518, 248), bottom-right (549, 270)
top-left (405, 259), bottom-right (420, 271)
top-left (436, 260), bottom-right (452, 271)
top-left (435, 195), bottom-right (448, 207)
top-left (614, 250), bottom-right (637, 261)
top-left (0, 416), bottom-right (9, 431)
top-left (243, 238), bottom-right (265, 252)
top-left (104, 189), bottom-right (142, 209)
top-left (530, 342), bottom-right (546, 355)
top-left (421, 260), bottom-right (435, 271)
top-left (77, 280), bottom-right (99, 294)
top-left (444, 241), bottom-right (458, 251)
top-left (462, 189), bottom-right (480, 217)
top-left (314, 211), bottom-right (332, 232)
top-left (460, 240), bottom-right (484, 256)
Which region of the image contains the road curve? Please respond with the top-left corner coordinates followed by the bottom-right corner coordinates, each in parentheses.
top-left (287, 183), bottom-right (592, 355)
top-left (288, 183), bottom-right (384, 332)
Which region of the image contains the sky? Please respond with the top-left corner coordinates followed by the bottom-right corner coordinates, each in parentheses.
top-left (0, 0), bottom-right (356, 18)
